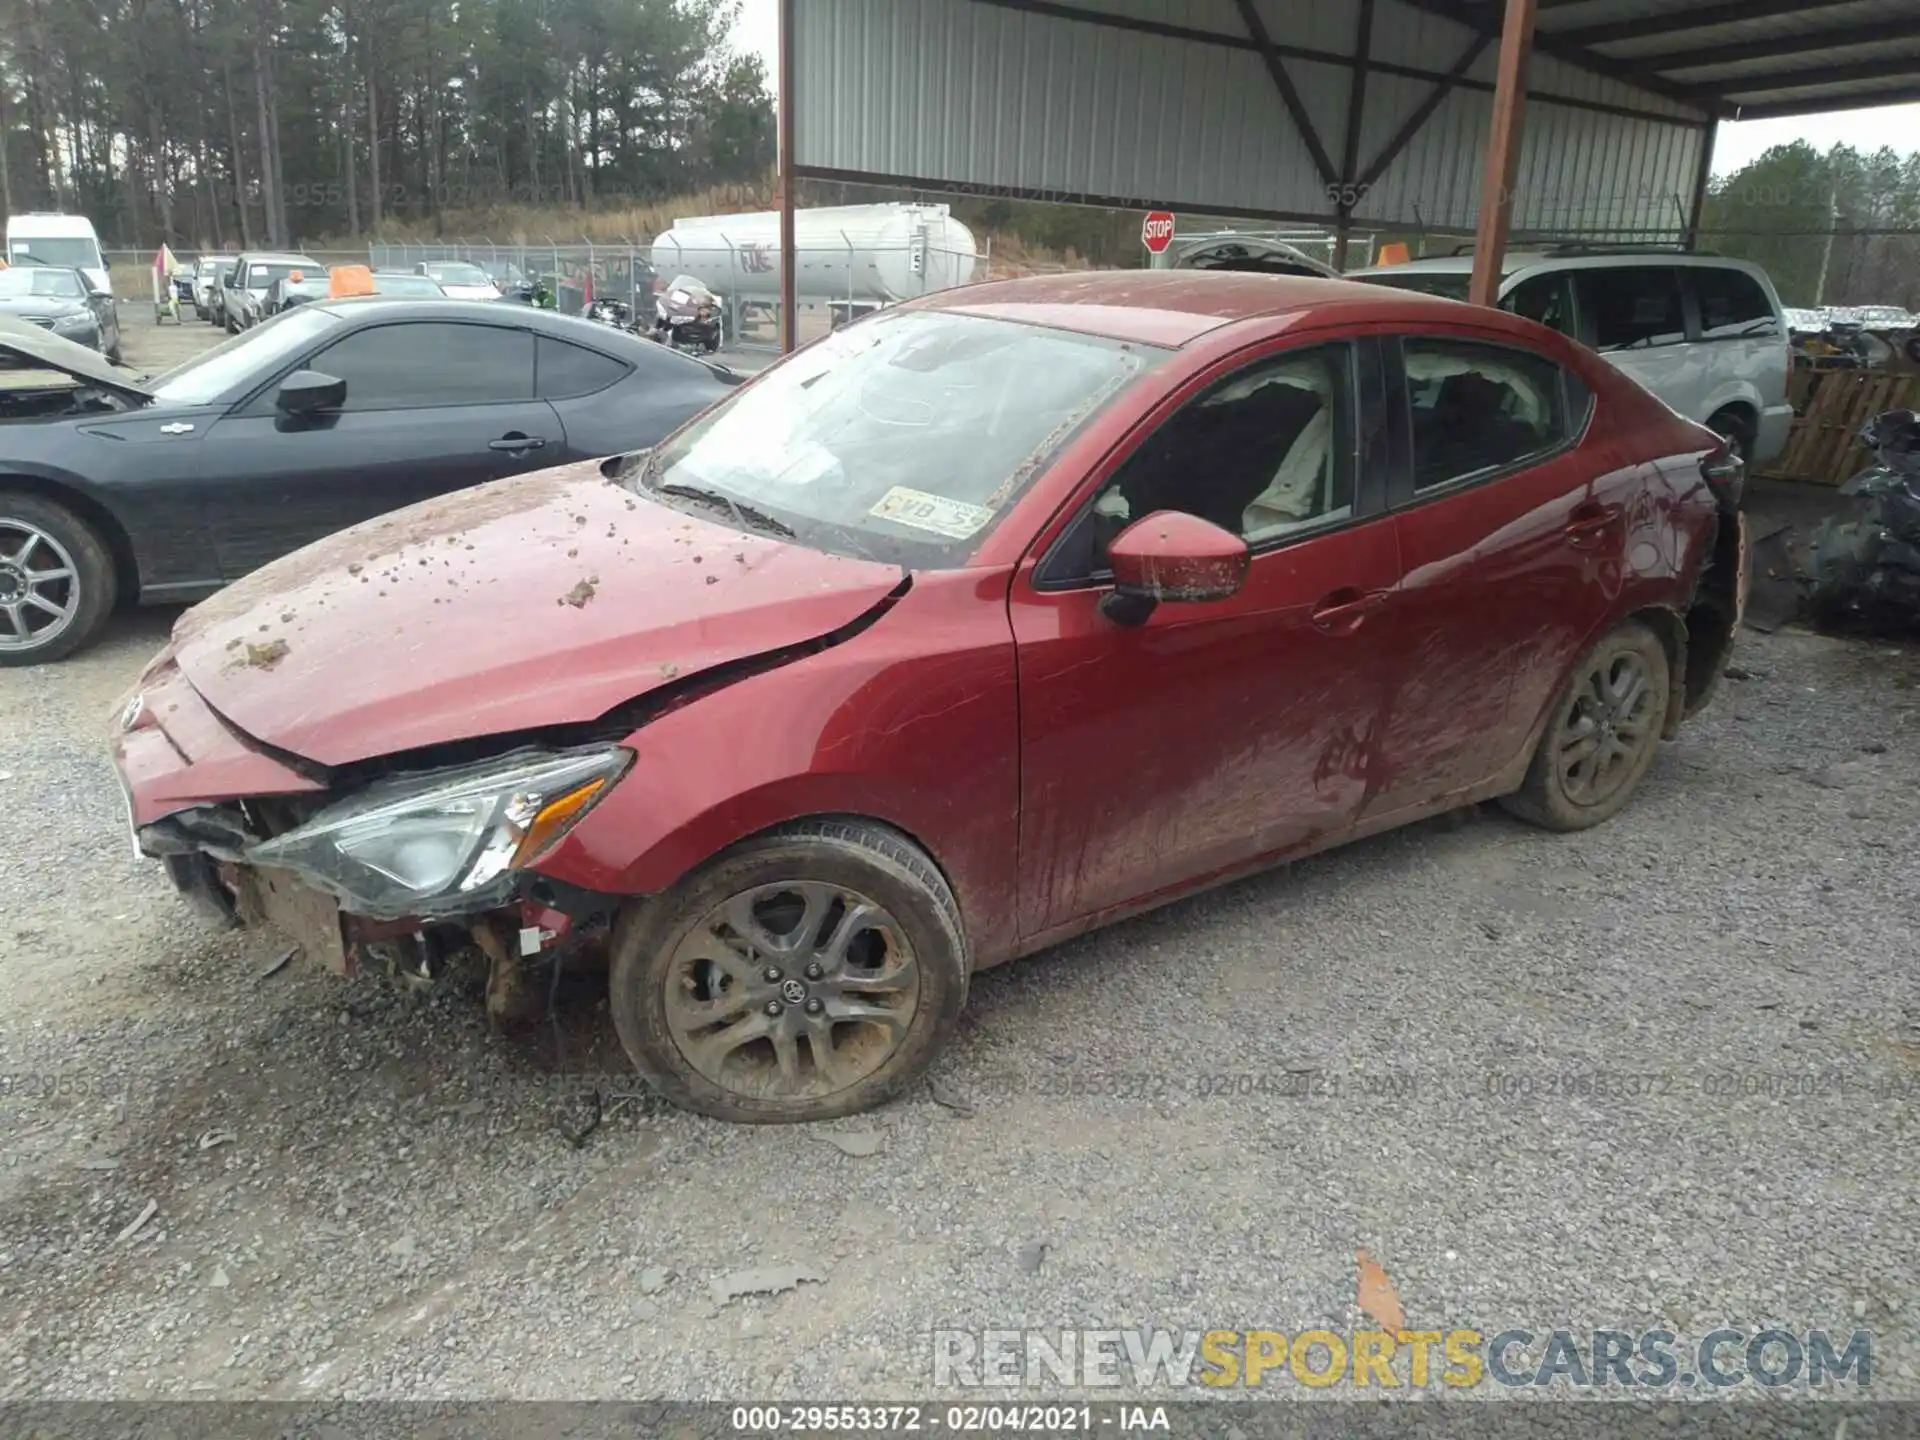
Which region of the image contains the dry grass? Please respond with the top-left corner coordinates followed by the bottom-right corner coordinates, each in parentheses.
top-left (329, 183), bottom-right (776, 246)
top-left (315, 182), bottom-right (1116, 280)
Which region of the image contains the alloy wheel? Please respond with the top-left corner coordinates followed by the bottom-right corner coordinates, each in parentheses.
top-left (663, 880), bottom-right (920, 1101)
top-left (0, 520), bottom-right (81, 654)
top-left (1556, 650), bottom-right (1658, 807)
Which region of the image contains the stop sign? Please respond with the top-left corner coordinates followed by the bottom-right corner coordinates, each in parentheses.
top-left (1142, 211), bottom-right (1176, 254)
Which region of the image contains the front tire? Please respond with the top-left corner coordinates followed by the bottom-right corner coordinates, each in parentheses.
top-left (1500, 621), bottom-right (1671, 832)
top-left (1707, 408), bottom-right (1754, 472)
top-left (608, 819), bottom-right (968, 1123)
top-left (0, 493), bottom-right (117, 666)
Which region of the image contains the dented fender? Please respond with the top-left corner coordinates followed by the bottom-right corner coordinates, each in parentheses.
top-left (528, 569), bottom-right (1025, 968)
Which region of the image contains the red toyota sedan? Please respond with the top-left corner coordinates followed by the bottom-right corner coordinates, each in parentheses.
top-left (113, 272), bottom-right (1746, 1122)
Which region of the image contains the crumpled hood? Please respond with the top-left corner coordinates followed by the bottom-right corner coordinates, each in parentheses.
top-left (172, 460), bottom-right (908, 767)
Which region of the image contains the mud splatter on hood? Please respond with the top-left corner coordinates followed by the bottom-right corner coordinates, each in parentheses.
top-left (172, 461), bottom-right (906, 767)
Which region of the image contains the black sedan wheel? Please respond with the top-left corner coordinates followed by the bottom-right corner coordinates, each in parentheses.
top-left (610, 820), bottom-right (968, 1122)
top-left (0, 494), bottom-right (116, 665)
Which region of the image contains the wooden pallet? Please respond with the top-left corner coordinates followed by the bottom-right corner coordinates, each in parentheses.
top-left (1761, 369), bottom-right (1920, 486)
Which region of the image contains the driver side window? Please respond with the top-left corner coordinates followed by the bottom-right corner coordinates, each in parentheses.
top-left (1080, 344), bottom-right (1355, 569)
top-left (307, 322), bottom-right (535, 411)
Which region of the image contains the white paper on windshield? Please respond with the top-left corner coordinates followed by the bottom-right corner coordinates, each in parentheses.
top-left (869, 486), bottom-right (993, 540)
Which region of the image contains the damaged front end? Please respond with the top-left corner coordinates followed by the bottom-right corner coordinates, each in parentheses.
top-left (129, 710), bottom-right (632, 1003)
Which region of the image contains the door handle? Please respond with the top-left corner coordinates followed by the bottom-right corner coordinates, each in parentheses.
top-left (489, 433), bottom-right (546, 453)
top-left (1310, 587), bottom-right (1389, 633)
top-left (1564, 502), bottom-right (1619, 549)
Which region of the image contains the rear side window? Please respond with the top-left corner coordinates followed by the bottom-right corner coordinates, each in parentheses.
top-left (537, 336), bottom-right (630, 400)
top-left (1691, 267), bottom-right (1780, 339)
top-left (1403, 338), bottom-right (1567, 492)
top-left (1574, 267), bottom-right (1686, 351)
top-left (1503, 273), bottom-right (1576, 338)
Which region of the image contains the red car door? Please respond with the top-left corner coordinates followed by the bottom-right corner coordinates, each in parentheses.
top-left (1010, 338), bottom-right (1402, 938)
top-left (1360, 331), bottom-right (1633, 822)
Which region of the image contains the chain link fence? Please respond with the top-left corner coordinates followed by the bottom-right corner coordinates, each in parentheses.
top-left (105, 232), bottom-right (988, 353)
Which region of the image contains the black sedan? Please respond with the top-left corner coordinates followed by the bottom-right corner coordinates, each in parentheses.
top-left (0, 265), bottom-right (123, 362)
top-left (0, 299), bottom-right (739, 664)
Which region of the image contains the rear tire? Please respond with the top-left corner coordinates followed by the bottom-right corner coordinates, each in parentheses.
top-left (0, 492), bottom-right (118, 666)
top-left (608, 819), bottom-right (968, 1123)
top-left (1500, 621), bottom-right (1671, 832)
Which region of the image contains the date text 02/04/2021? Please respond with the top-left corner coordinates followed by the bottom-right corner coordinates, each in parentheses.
top-left (729, 1404), bottom-right (1169, 1433)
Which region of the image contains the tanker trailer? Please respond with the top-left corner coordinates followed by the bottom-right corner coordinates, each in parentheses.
top-left (649, 203), bottom-right (979, 330)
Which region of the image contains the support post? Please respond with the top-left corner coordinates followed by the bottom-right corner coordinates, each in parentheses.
top-left (1469, 0), bottom-right (1538, 307)
top-left (1685, 116), bottom-right (1719, 251)
top-left (1333, 0), bottom-right (1376, 272)
top-left (777, 0), bottom-right (798, 354)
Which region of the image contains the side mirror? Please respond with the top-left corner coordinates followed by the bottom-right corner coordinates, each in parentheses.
top-left (101, 255), bottom-right (111, 270)
top-left (276, 370), bottom-right (346, 416)
top-left (1101, 510), bottom-right (1250, 626)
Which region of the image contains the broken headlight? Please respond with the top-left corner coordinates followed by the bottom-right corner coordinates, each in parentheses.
top-left (244, 747), bottom-right (630, 918)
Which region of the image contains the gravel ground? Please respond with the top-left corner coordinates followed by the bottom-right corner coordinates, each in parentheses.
top-left (1, 308), bottom-right (1915, 1407)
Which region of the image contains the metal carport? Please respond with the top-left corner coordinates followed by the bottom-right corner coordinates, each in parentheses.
top-left (768, 0), bottom-right (1920, 347)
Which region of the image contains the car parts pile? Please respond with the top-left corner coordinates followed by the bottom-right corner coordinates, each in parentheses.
top-left (1804, 409), bottom-right (1920, 633)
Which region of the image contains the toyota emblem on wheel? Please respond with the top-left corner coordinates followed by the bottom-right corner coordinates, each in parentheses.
top-left (780, 978), bottom-right (808, 1006)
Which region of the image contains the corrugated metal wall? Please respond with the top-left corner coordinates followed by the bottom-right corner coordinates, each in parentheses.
top-left (793, 0), bottom-right (1709, 238)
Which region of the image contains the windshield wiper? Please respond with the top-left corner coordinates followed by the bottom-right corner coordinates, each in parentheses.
top-left (657, 481), bottom-right (795, 539)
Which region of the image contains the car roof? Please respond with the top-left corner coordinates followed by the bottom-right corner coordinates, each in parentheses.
top-left (1350, 251), bottom-right (1773, 281)
top-left (240, 251), bottom-right (323, 263)
top-left (6, 214), bottom-right (98, 235)
top-left (915, 270), bottom-right (1471, 347)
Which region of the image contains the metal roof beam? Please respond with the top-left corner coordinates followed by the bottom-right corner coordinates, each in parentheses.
top-left (1731, 80), bottom-right (1920, 119)
top-left (1553, 0), bottom-right (1860, 50)
top-left (967, 0), bottom-right (1707, 126)
top-left (1634, 19), bottom-right (1912, 74)
top-left (1233, 0), bottom-right (1340, 184)
top-left (1391, 0), bottom-right (1719, 111)
top-left (1356, 31), bottom-right (1495, 189)
top-left (1721, 53), bottom-right (1920, 98)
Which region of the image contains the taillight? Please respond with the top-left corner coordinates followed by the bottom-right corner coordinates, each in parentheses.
top-left (1701, 446), bottom-right (1745, 515)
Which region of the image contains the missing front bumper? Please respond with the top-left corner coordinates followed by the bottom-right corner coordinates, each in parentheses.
top-left (225, 863), bottom-right (354, 975)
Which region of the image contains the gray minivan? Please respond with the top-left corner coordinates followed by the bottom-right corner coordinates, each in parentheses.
top-left (1349, 249), bottom-right (1794, 467)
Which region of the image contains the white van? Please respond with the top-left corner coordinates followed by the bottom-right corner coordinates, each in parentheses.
top-left (6, 213), bottom-right (110, 298)
top-left (1348, 247), bottom-right (1795, 467)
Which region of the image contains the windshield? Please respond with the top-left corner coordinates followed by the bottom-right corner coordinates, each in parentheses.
top-left (8, 236), bottom-right (101, 270)
top-left (248, 262), bottom-right (323, 289)
top-left (147, 306), bottom-right (344, 406)
top-left (426, 263), bottom-right (492, 285)
top-left (1353, 270), bottom-right (1473, 301)
top-left (640, 309), bottom-right (1161, 567)
top-left (372, 274), bottom-right (444, 296)
top-left (0, 268), bottom-right (85, 299)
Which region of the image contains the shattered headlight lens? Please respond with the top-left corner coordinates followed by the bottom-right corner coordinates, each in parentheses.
top-left (244, 747), bottom-right (630, 918)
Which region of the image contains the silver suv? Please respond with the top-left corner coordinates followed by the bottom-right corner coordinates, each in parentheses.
top-left (1349, 248), bottom-right (1793, 467)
